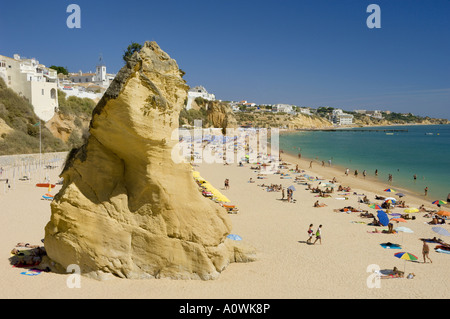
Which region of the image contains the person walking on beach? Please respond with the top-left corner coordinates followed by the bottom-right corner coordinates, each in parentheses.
top-left (363, 170), bottom-right (367, 179)
top-left (388, 174), bottom-right (392, 182)
top-left (224, 178), bottom-right (229, 190)
top-left (306, 224), bottom-right (314, 244)
top-left (422, 241), bottom-right (432, 263)
top-left (424, 187), bottom-right (428, 196)
top-left (313, 225), bottom-right (322, 245)
top-left (282, 188), bottom-right (285, 200)
top-left (345, 168), bottom-right (349, 176)
top-left (354, 170), bottom-right (358, 178)
top-left (321, 160), bottom-right (325, 167)
top-left (309, 161), bottom-right (313, 169)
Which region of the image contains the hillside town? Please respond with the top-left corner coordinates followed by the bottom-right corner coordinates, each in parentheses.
top-left (1, 51), bottom-right (448, 131)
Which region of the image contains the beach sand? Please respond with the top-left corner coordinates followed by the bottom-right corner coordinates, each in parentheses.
top-left (1, 152), bottom-right (449, 299)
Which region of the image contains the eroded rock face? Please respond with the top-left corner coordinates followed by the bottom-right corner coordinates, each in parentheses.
top-left (44, 41), bottom-right (255, 280)
top-left (206, 101), bottom-right (238, 132)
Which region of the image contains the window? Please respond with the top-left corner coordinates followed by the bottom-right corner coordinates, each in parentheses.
top-left (50, 88), bottom-right (56, 99)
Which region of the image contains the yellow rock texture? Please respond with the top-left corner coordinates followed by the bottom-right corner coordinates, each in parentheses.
top-left (44, 41), bottom-right (255, 280)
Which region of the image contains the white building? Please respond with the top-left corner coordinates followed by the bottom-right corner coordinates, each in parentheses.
top-left (366, 110), bottom-right (383, 119)
top-left (0, 54), bottom-right (58, 121)
top-left (332, 109), bottom-right (353, 125)
top-left (68, 56), bottom-right (115, 88)
top-left (298, 107), bottom-right (312, 115)
top-left (272, 104), bottom-right (294, 114)
top-left (186, 85), bottom-right (215, 110)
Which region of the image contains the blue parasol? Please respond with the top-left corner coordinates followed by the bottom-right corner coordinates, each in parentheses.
top-left (377, 210), bottom-right (390, 226)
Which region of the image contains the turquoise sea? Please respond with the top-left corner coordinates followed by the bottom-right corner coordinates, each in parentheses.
top-left (279, 124), bottom-right (450, 202)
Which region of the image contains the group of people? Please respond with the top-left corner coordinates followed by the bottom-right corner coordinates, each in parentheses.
top-left (306, 224), bottom-right (322, 245)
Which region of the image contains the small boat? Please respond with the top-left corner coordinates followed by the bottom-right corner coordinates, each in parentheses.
top-left (386, 133), bottom-right (394, 135)
top-left (36, 183), bottom-right (56, 188)
top-left (425, 133), bottom-right (433, 135)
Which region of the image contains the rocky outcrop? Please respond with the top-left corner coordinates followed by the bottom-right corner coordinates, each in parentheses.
top-left (206, 101), bottom-right (238, 132)
top-left (45, 112), bottom-right (90, 142)
top-left (44, 41), bottom-right (255, 280)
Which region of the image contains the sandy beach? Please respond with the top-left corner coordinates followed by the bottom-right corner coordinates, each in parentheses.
top-left (1, 151), bottom-right (450, 299)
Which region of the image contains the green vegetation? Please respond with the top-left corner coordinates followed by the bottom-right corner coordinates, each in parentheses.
top-left (179, 108), bottom-right (210, 127)
top-left (123, 42), bottom-right (143, 63)
top-left (0, 78), bottom-right (67, 155)
top-left (57, 89), bottom-right (96, 117)
top-left (49, 66), bottom-right (69, 75)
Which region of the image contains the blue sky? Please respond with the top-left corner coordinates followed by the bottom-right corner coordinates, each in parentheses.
top-left (1, 0), bottom-right (449, 119)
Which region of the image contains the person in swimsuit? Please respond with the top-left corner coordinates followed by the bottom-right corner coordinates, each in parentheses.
top-left (306, 224), bottom-right (314, 244)
top-left (422, 241), bottom-right (432, 263)
top-left (314, 225), bottom-right (322, 245)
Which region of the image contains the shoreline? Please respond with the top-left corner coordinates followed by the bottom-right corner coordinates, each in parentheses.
top-left (278, 122), bottom-right (450, 135)
top-left (278, 151), bottom-right (440, 211)
top-left (275, 124), bottom-right (450, 204)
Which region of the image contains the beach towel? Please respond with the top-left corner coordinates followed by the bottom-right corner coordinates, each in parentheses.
top-left (435, 248), bottom-right (450, 254)
top-left (374, 270), bottom-right (402, 279)
top-left (20, 269), bottom-right (42, 276)
top-left (380, 243), bottom-right (402, 249)
top-left (335, 197), bottom-right (347, 200)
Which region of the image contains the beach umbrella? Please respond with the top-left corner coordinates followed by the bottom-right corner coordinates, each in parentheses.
top-left (394, 252), bottom-right (418, 273)
top-left (396, 193), bottom-right (406, 197)
top-left (369, 204), bottom-right (382, 209)
top-left (377, 211), bottom-right (390, 226)
top-left (384, 197), bottom-right (396, 201)
top-left (432, 200), bottom-right (447, 206)
top-left (432, 227), bottom-right (450, 237)
top-left (395, 226), bottom-right (413, 233)
top-left (394, 252), bottom-right (418, 261)
top-left (227, 234), bottom-right (242, 241)
top-left (436, 211), bottom-right (450, 217)
top-left (287, 185), bottom-right (296, 191)
top-left (384, 188), bottom-right (396, 192)
top-left (404, 208), bottom-right (419, 213)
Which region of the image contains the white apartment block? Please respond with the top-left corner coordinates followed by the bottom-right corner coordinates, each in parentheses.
top-left (0, 54), bottom-right (58, 121)
top-left (186, 85), bottom-right (215, 110)
top-left (332, 109), bottom-right (354, 125)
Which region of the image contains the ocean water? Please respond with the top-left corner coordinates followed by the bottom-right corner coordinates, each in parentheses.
top-left (279, 124), bottom-right (450, 201)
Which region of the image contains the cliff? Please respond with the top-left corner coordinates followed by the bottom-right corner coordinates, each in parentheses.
top-left (44, 41), bottom-right (255, 280)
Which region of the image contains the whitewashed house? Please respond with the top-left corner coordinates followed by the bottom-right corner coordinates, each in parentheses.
top-left (0, 53), bottom-right (58, 121)
top-left (185, 85), bottom-right (215, 110)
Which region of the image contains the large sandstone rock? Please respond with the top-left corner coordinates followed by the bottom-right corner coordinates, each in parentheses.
top-left (44, 41), bottom-right (255, 280)
top-left (206, 101), bottom-right (238, 132)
